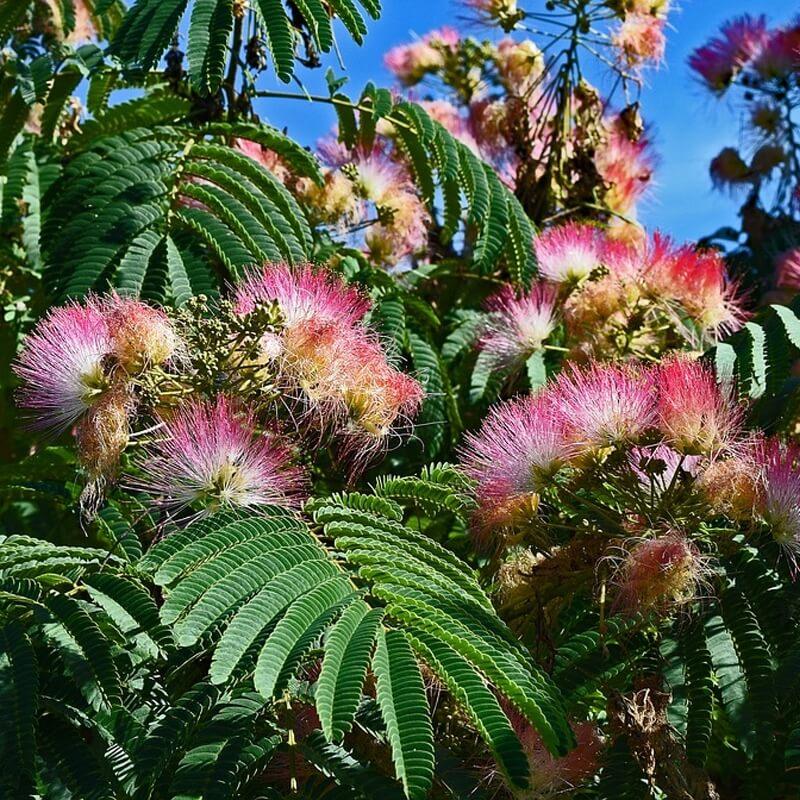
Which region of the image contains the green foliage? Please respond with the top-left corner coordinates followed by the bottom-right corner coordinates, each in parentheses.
top-left (111, 0), bottom-right (382, 86)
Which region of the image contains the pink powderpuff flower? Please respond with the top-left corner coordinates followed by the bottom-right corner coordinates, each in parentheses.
top-left (383, 27), bottom-right (458, 86)
top-left (611, 532), bottom-right (709, 613)
top-left (756, 439), bottom-right (800, 568)
top-left (613, 13), bottom-right (667, 68)
top-left (775, 248), bottom-right (800, 293)
top-left (364, 190), bottom-right (430, 266)
top-left (460, 394), bottom-right (572, 531)
top-left (641, 233), bottom-right (744, 335)
top-left (534, 223), bottom-right (605, 284)
top-left (234, 263), bottom-right (369, 329)
top-left (102, 294), bottom-right (180, 373)
top-left (688, 15), bottom-right (769, 92)
top-left (654, 357), bottom-right (743, 455)
top-left (552, 362), bottom-right (656, 452)
top-left (14, 300), bottom-right (112, 432)
top-left (629, 444), bottom-right (701, 496)
top-left (595, 121), bottom-right (656, 216)
top-left (500, 705), bottom-right (603, 798)
top-left (478, 284), bottom-right (558, 370)
top-left (233, 137), bottom-right (292, 184)
top-left (135, 395), bottom-right (306, 513)
top-left (753, 24), bottom-right (800, 79)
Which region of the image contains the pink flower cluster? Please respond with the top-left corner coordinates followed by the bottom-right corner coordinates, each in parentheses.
top-left (536, 222), bottom-right (744, 337)
top-left (234, 263), bottom-right (424, 456)
top-left (461, 358), bottom-right (745, 532)
top-left (689, 15), bottom-right (800, 93)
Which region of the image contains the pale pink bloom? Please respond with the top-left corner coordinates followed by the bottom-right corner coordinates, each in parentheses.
top-left (595, 120), bottom-right (655, 215)
top-left (495, 38), bottom-right (544, 95)
top-left (756, 439), bottom-right (800, 567)
top-left (753, 24), bottom-right (800, 79)
top-left (464, 0), bottom-right (519, 21)
top-left (629, 444), bottom-right (701, 495)
top-left (135, 395), bottom-right (306, 513)
top-left (14, 300), bottom-right (112, 432)
top-left (552, 362), bottom-right (656, 451)
top-left (102, 294), bottom-right (180, 373)
top-left (501, 705), bottom-right (603, 797)
top-left (364, 191), bottom-right (430, 266)
top-left (63, 0), bottom-right (96, 44)
top-left (775, 248), bottom-right (800, 293)
top-left (383, 27), bottom-right (458, 86)
top-left (654, 357), bottom-right (742, 455)
top-left (233, 137), bottom-right (291, 183)
top-left (460, 394), bottom-right (571, 530)
top-left (420, 99), bottom-right (480, 153)
top-left (478, 284), bottom-right (558, 369)
top-left (234, 263), bottom-right (369, 328)
top-left (613, 13), bottom-right (667, 67)
top-left (534, 223), bottom-right (605, 284)
top-left (612, 532), bottom-right (708, 613)
top-left (688, 15), bottom-right (769, 92)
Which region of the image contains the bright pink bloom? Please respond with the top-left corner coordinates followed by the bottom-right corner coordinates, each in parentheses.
top-left (14, 300), bottom-right (112, 432)
top-left (552, 362), bottom-right (656, 451)
top-left (535, 223), bottom-right (605, 284)
top-left (595, 121), bottom-right (656, 215)
top-left (612, 532), bottom-right (707, 613)
top-left (655, 358), bottom-right (742, 455)
top-left (688, 15), bottom-right (768, 92)
top-left (753, 24), bottom-right (800, 79)
top-left (775, 248), bottom-right (800, 293)
top-left (234, 263), bottom-right (369, 328)
top-left (136, 395), bottom-right (306, 512)
top-left (641, 234), bottom-right (744, 334)
top-left (460, 394), bottom-right (571, 530)
top-left (478, 284), bottom-right (558, 369)
top-left (756, 439), bottom-right (800, 566)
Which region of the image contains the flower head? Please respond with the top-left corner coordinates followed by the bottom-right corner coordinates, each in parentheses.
top-left (775, 248), bottom-right (800, 293)
top-left (654, 357), bottom-right (742, 455)
top-left (234, 263), bottom-right (369, 329)
top-left (756, 439), bottom-right (800, 567)
top-left (612, 532), bottom-right (708, 613)
top-left (501, 707), bottom-right (603, 798)
top-left (753, 24), bottom-right (800, 79)
top-left (534, 223), bottom-right (605, 284)
top-left (495, 38), bottom-right (544, 95)
top-left (135, 395), bottom-right (306, 513)
top-left (710, 147), bottom-right (751, 190)
top-left (384, 27), bottom-right (459, 86)
top-left (14, 300), bottom-right (112, 432)
top-left (103, 295), bottom-right (179, 373)
top-left (595, 120), bottom-right (655, 215)
top-left (613, 13), bottom-right (667, 67)
top-left (688, 15), bottom-right (768, 92)
top-left (75, 387), bottom-right (130, 478)
top-left (460, 394), bottom-right (571, 531)
top-left (478, 284), bottom-right (558, 370)
top-left (552, 362), bottom-right (656, 452)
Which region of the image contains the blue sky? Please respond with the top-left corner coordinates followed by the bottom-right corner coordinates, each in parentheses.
top-left (251, 0), bottom-right (782, 243)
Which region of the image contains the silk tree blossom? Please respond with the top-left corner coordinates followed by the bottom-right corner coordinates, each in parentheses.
top-left (499, 705), bottom-right (603, 799)
top-left (495, 39), bottom-right (544, 96)
top-left (534, 223), bottom-right (605, 284)
top-left (478, 284), bottom-right (558, 370)
top-left (102, 295), bottom-right (180, 374)
top-left (383, 27), bottom-right (459, 86)
top-left (75, 387), bottom-right (131, 478)
top-left (460, 394), bottom-right (572, 530)
top-left (654, 357), bottom-right (743, 456)
top-left (776, 248), bottom-right (800, 293)
top-left (753, 24), bottom-right (800, 79)
top-left (234, 263), bottom-right (369, 329)
top-left (756, 439), bottom-right (800, 568)
top-left (688, 15), bottom-right (769, 92)
top-left (135, 395), bottom-right (307, 513)
top-left (613, 13), bottom-right (667, 68)
top-left (595, 120), bottom-right (655, 216)
top-left (552, 362), bottom-right (656, 452)
top-left (641, 235), bottom-right (744, 334)
top-left (611, 532), bottom-right (709, 614)
top-left (14, 300), bottom-right (112, 432)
